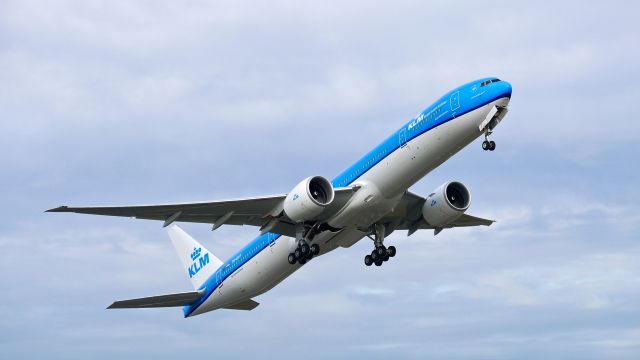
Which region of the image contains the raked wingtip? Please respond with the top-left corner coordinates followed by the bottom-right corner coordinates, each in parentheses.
top-left (45, 205), bottom-right (69, 213)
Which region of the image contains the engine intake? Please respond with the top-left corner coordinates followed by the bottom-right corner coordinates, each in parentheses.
top-left (284, 176), bottom-right (335, 222)
top-left (422, 181), bottom-right (471, 227)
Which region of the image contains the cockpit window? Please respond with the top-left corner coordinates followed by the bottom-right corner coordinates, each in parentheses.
top-left (480, 78), bottom-right (501, 87)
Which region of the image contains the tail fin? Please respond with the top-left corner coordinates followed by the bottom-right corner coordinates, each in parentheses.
top-left (168, 225), bottom-right (223, 290)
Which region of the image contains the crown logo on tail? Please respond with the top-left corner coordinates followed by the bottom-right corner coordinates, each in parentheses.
top-left (190, 247), bottom-right (202, 261)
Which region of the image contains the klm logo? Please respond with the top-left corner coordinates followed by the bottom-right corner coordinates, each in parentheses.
top-left (188, 247), bottom-right (210, 278)
top-left (430, 199), bottom-right (437, 207)
top-left (292, 194), bottom-right (299, 201)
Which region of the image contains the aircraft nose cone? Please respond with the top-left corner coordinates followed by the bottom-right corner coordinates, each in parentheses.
top-left (499, 81), bottom-right (512, 99)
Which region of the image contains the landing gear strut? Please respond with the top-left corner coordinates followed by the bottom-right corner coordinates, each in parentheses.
top-left (364, 223), bottom-right (396, 267)
top-left (287, 225), bottom-right (321, 265)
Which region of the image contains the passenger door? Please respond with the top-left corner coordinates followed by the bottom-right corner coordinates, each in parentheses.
top-left (399, 128), bottom-right (408, 148)
top-left (449, 91), bottom-right (460, 118)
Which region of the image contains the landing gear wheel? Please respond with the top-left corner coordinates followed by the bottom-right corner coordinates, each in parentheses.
top-left (311, 244), bottom-right (320, 255)
top-left (489, 140), bottom-right (496, 151)
top-left (364, 255), bottom-right (373, 266)
top-left (294, 248), bottom-right (302, 259)
top-left (298, 257), bottom-right (307, 265)
top-left (364, 224), bottom-right (397, 267)
top-left (301, 243), bottom-right (310, 255)
top-left (482, 140), bottom-right (489, 151)
top-left (288, 253), bottom-right (296, 264)
top-left (387, 246), bottom-right (396, 257)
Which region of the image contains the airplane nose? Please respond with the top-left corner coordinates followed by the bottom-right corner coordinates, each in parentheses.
top-left (500, 81), bottom-right (512, 99)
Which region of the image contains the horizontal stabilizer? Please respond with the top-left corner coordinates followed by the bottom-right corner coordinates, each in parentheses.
top-left (107, 289), bottom-right (204, 309)
top-left (223, 299), bottom-right (260, 311)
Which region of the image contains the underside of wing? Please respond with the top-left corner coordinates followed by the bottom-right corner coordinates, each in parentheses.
top-left (47, 194), bottom-right (289, 228)
top-left (379, 191), bottom-right (494, 235)
top-left (46, 187), bottom-right (358, 237)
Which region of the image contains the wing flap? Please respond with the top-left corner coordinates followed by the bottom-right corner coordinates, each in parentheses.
top-left (107, 289), bottom-right (205, 309)
top-left (450, 213), bottom-right (494, 227)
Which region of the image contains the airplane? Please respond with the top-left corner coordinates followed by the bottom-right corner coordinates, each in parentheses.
top-left (47, 77), bottom-right (512, 317)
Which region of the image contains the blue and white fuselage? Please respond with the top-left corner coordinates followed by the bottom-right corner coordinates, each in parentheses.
top-left (184, 78), bottom-right (512, 317)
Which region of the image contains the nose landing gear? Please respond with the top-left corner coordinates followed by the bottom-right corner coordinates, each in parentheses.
top-left (481, 129), bottom-right (496, 151)
top-left (364, 223), bottom-right (396, 267)
top-left (482, 139), bottom-right (496, 151)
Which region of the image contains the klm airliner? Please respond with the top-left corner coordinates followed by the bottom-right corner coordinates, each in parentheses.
top-left (48, 77), bottom-right (512, 317)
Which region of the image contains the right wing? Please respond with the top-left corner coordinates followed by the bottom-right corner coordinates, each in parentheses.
top-left (378, 191), bottom-right (494, 235)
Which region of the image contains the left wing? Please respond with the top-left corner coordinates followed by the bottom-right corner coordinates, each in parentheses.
top-left (46, 187), bottom-right (357, 237)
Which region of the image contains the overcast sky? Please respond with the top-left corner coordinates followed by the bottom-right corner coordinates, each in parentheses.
top-left (1, 1), bottom-right (639, 359)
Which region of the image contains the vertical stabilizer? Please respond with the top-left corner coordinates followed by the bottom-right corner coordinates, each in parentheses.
top-left (168, 225), bottom-right (222, 290)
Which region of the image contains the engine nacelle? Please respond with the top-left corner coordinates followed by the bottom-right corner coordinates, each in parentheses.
top-left (283, 176), bottom-right (335, 222)
top-left (422, 181), bottom-right (471, 227)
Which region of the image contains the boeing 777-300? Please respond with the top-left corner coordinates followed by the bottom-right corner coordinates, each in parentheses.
top-left (48, 77), bottom-right (512, 317)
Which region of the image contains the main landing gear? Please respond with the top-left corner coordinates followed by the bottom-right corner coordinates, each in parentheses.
top-left (288, 225), bottom-right (320, 265)
top-left (364, 223), bottom-right (396, 267)
top-left (287, 240), bottom-right (320, 265)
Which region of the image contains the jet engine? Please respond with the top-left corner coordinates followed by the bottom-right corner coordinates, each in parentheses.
top-left (422, 181), bottom-right (470, 227)
top-left (283, 176), bottom-right (335, 222)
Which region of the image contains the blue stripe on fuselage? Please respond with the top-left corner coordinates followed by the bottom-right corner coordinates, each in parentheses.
top-left (183, 77), bottom-right (511, 317)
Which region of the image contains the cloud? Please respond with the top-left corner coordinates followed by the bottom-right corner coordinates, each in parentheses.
top-left (2, 0), bottom-right (640, 359)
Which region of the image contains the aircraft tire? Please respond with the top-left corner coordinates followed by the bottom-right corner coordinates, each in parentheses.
top-left (301, 243), bottom-right (310, 255)
top-left (387, 246), bottom-right (396, 257)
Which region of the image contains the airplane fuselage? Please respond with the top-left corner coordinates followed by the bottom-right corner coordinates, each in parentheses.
top-left (185, 78), bottom-right (512, 316)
